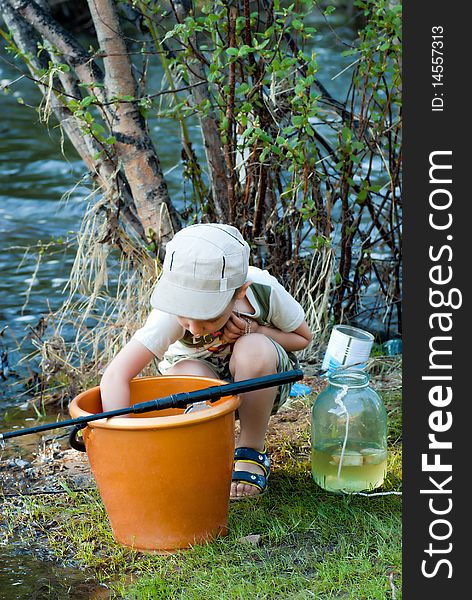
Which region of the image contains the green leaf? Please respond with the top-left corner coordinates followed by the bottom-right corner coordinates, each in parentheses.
top-left (259, 147), bottom-right (270, 161)
top-left (80, 95), bottom-right (96, 107)
top-left (342, 126), bottom-right (352, 143)
top-left (221, 116), bottom-right (229, 131)
top-left (369, 184), bottom-right (384, 193)
top-left (238, 45), bottom-right (253, 57)
top-left (237, 83), bottom-right (251, 95)
top-left (292, 115), bottom-right (306, 127)
top-left (91, 122), bottom-right (105, 134)
top-left (255, 39), bottom-right (271, 51)
top-left (255, 128), bottom-right (272, 143)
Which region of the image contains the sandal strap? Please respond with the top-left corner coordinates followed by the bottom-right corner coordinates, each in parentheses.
top-left (234, 446), bottom-right (270, 477)
top-left (231, 470), bottom-right (267, 493)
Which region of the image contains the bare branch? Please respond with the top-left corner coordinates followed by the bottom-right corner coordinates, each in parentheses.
top-left (8, 0), bottom-right (105, 100)
top-left (171, 0), bottom-right (230, 221)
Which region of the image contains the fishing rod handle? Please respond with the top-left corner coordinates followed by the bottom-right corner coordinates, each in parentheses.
top-left (0, 369), bottom-right (304, 441)
top-left (132, 368), bottom-right (304, 413)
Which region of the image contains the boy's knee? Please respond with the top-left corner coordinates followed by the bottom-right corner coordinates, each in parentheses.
top-left (165, 359), bottom-right (217, 378)
top-left (230, 334), bottom-right (278, 375)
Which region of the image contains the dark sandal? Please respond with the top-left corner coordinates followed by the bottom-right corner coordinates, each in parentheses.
top-left (231, 446), bottom-right (270, 500)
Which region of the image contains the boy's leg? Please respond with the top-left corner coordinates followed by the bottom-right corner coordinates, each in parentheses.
top-left (164, 359), bottom-right (220, 379)
top-left (229, 333), bottom-right (279, 498)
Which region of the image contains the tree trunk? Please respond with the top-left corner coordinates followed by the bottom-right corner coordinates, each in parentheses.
top-left (86, 0), bottom-right (181, 250)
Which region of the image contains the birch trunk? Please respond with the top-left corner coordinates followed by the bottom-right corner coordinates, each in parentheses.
top-left (86, 0), bottom-right (181, 250)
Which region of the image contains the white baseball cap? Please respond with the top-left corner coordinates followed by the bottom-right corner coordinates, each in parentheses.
top-left (151, 223), bottom-right (250, 319)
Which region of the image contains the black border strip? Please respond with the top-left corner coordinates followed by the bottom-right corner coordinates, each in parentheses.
top-left (404, 2), bottom-right (468, 595)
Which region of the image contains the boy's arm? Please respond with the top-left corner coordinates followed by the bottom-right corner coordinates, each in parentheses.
top-left (223, 313), bottom-right (313, 352)
top-left (252, 319), bottom-right (312, 352)
top-left (225, 312), bottom-right (312, 352)
top-left (99, 339), bottom-right (156, 411)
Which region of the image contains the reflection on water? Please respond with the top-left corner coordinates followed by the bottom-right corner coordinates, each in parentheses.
top-left (0, 543), bottom-right (109, 600)
top-left (0, 402), bottom-right (70, 459)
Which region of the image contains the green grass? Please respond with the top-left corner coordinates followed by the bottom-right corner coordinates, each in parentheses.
top-left (2, 391), bottom-right (402, 599)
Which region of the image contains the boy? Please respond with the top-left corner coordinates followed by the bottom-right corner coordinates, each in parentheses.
top-left (100, 223), bottom-right (312, 499)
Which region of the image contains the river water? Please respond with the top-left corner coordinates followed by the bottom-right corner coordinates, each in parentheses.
top-left (0, 13), bottom-right (357, 599)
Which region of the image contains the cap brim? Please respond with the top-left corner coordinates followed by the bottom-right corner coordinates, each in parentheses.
top-left (150, 277), bottom-right (234, 319)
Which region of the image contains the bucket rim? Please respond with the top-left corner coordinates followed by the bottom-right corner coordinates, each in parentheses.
top-left (69, 375), bottom-right (240, 430)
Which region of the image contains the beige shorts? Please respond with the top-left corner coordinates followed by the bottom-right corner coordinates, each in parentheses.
top-left (159, 338), bottom-right (297, 414)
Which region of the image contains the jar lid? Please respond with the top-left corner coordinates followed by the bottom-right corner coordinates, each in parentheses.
top-left (328, 369), bottom-right (370, 388)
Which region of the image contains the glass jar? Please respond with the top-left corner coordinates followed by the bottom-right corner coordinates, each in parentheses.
top-left (311, 369), bottom-right (387, 493)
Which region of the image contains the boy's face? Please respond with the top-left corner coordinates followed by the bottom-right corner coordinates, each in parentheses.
top-left (175, 281), bottom-right (251, 337)
top-left (176, 300), bottom-right (236, 336)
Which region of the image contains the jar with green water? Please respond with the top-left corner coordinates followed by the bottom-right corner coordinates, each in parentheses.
top-left (311, 369), bottom-right (387, 493)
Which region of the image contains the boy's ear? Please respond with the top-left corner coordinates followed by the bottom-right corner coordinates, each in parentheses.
top-left (235, 280), bottom-right (252, 299)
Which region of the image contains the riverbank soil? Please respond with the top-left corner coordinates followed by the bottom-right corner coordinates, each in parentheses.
top-left (0, 446), bottom-right (93, 497)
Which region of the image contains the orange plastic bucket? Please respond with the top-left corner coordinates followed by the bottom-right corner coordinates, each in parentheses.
top-left (69, 375), bottom-right (240, 552)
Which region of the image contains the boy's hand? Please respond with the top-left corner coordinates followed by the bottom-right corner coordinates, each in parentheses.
top-left (222, 312), bottom-right (259, 343)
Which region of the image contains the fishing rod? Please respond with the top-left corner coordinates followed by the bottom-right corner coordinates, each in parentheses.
top-left (0, 370), bottom-right (304, 449)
